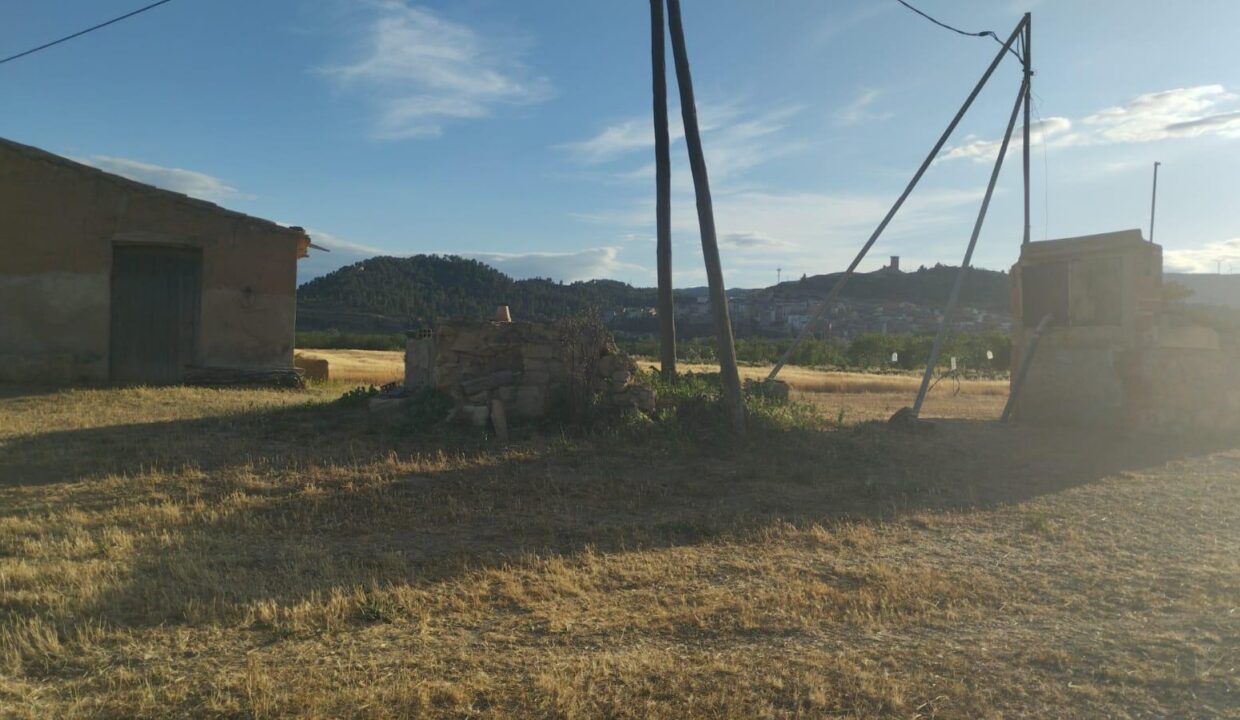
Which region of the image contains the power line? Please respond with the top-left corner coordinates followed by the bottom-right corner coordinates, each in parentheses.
top-left (893, 0), bottom-right (1022, 62)
top-left (0, 0), bottom-right (175, 67)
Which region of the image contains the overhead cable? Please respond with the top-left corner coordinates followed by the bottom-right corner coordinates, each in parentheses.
top-left (0, 0), bottom-right (175, 67)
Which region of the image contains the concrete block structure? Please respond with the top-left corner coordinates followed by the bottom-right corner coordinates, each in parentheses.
top-left (0, 137), bottom-right (310, 385)
top-left (1010, 229), bottom-right (1240, 432)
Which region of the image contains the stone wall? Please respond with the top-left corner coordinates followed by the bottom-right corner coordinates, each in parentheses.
top-left (1119, 344), bottom-right (1240, 434)
top-left (405, 320), bottom-right (654, 427)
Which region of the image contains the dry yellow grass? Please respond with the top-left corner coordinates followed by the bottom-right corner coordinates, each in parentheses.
top-left (660, 361), bottom-right (1010, 396)
top-left (1, 382), bottom-right (1237, 718)
top-left (296, 348), bottom-right (405, 383)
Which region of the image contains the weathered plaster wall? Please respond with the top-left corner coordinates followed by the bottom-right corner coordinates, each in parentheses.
top-left (1010, 231), bottom-right (1240, 432)
top-left (0, 140), bottom-right (302, 383)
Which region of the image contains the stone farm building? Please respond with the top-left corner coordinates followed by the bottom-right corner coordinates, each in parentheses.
top-left (0, 137), bottom-right (311, 384)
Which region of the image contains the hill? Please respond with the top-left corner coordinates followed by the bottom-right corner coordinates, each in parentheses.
top-left (296, 254), bottom-right (1011, 333)
top-left (297, 255), bottom-right (657, 332)
top-left (760, 265), bottom-right (1010, 311)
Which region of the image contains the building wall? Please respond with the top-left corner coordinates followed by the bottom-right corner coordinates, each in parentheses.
top-left (1010, 231), bottom-right (1240, 432)
top-left (0, 142), bottom-right (302, 383)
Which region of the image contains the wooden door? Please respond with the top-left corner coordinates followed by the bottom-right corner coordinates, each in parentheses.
top-left (109, 245), bottom-right (202, 384)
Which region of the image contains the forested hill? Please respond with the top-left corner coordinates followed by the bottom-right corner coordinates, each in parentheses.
top-left (296, 254), bottom-right (1011, 332)
top-left (764, 264), bottom-right (1011, 311)
top-left (296, 255), bottom-right (656, 331)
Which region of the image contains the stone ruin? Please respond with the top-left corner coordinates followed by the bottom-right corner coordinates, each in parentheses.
top-left (1010, 229), bottom-right (1240, 433)
top-left (401, 317), bottom-right (655, 431)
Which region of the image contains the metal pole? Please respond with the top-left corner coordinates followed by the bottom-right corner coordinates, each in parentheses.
top-left (650, 0), bottom-right (676, 379)
top-left (767, 16), bottom-right (1028, 381)
top-left (1149, 161), bottom-right (1161, 243)
top-left (665, 0), bottom-right (745, 433)
top-left (912, 75), bottom-right (1029, 418)
top-left (1022, 13), bottom-right (1032, 246)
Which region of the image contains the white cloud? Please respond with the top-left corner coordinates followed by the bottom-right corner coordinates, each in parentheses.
top-left (940, 116), bottom-right (1072, 163)
top-left (1083, 85), bottom-right (1239, 143)
top-left (941, 85), bottom-right (1240, 163)
top-left (835, 89), bottom-right (892, 126)
top-left (557, 103), bottom-right (730, 165)
top-left (465, 247), bottom-right (644, 282)
top-left (81, 155), bottom-right (242, 203)
top-left (561, 102), bottom-right (804, 204)
top-left (303, 227), bottom-right (386, 256)
top-left (324, 2), bottom-right (552, 139)
top-left (720, 232), bottom-right (791, 250)
top-left (557, 119), bottom-right (675, 164)
top-left (1164, 237), bottom-right (1240, 274)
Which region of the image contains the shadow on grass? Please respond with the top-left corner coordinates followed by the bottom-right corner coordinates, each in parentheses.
top-left (2, 391), bottom-right (1236, 634)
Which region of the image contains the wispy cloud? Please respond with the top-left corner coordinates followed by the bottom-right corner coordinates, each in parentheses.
top-left (941, 84), bottom-right (1240, 163)
top-left (323, 2), bottom-right (552, 139)
top-left (302, 227), bottom-right (386, 256)
top-left (556, 101), bottom-right (743, 164)
top-left (466, 247), bottom-right (644, 281)
top-left (81, 155), bottom-right (243, 203)
top-left (940, 116), bottom-right (1071, 163)
top-left (835, 89), bottom-right (892, 126)
top-left (560, 101), bottom-right (804, 194)
top-left (1164, 237), bottom-right (1240, 274)
top-left (1083, 85), bottom-right (1240, 142)
top-left (720, 232), bottom-right (791, 250)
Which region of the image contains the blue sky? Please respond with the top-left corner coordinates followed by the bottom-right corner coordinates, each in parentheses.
top-left (3, 0), bottom-right (1239, 287)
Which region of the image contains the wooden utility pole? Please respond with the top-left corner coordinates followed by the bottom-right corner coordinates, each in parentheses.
top-left (650, 0), bottom-right (676, 379)
top-left (664, 0), bottom-right (744, 432)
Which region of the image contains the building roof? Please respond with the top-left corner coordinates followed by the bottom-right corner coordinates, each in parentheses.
top-left (1019, 229), bottom-right (1157, 262)
top-left (0, 135), bottom-right (311, 255)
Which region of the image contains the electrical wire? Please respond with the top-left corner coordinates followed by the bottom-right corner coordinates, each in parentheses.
top-left (1032, 90), bottom-right (1051, 241)
top-left (893, 0), bottom-right (1022, 62)
top-left (0, 0), bottom-right (175, 66)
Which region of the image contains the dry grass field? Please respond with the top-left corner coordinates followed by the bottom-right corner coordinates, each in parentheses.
top-left (1, 369), bottom-right (1238, 718)
top-left (296, 348), bottom-right (405, 384)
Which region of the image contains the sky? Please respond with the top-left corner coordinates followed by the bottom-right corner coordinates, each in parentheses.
top-left (2, 0), bottom-right (1239, 287)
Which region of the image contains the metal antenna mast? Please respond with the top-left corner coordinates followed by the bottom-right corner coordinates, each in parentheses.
top-left (1149, 161), bottom-right (1161, 243)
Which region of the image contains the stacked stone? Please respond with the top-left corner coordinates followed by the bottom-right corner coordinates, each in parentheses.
top-left (402, 319), bottom-right (656, 427)
top-left (595, 351), bottom-right (656, 413)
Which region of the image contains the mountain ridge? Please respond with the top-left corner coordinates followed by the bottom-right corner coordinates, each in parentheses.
top-left (296, 253), bottom-right (1013, 333)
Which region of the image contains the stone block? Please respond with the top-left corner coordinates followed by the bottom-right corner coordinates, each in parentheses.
top-left (513, 385), bottom-right (546, 417)
top-left (523, 343), bottom-right (555, 360)
top-left (459, 404), bottom-right (490, 427)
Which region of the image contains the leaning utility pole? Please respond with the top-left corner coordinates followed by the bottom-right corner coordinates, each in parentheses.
top-left (912, 75), bottom-right (1029, 418)
top-left (665, 0), bottom-right (745, 432)
top-left (650, 0), bottom-right (676, 379)
top-left (767, 16), bottom-right (1029, 381)
top-left (1022, 12), bottom-right (1032, 246)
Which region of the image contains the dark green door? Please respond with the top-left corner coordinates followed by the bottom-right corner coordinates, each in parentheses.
top-left (109, 245), bottom-right (202, 384)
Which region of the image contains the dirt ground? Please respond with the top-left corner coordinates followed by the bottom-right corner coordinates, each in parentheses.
top-left (1, 377), bottom-right (1237, 718)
